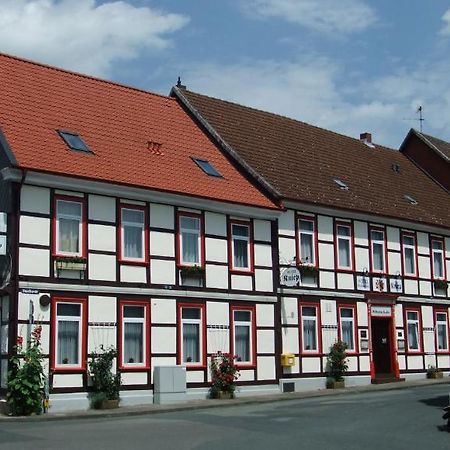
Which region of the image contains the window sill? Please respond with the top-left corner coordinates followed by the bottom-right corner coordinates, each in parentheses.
top-left (118, 259), bottom-right (149, 266)
top-left (118, 365), bottom-right (150, 372)
top-left (51, 366), bottom-right (86, 373)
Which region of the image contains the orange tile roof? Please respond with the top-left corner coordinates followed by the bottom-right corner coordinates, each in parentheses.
top-left (0, 53), bottom-right (278, 211)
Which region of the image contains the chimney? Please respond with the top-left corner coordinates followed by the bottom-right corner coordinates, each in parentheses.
top-left (176, 76), bottom-right (186, 90)
top-left (360, 132), bottom-right (375, 148)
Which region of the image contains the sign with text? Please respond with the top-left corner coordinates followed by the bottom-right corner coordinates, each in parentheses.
top-left (281, 267), bottom-right (301, 287)
top-left (371, 305), bottom-right (392, 317)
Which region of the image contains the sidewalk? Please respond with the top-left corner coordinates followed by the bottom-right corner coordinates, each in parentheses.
top-left (1, 377), bottom-right (448, 422)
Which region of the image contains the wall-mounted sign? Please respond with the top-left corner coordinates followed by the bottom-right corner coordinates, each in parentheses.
top-left (389, 278), bottom-right (403, 293)
top-left (356, 275), bottom-right (370, 291)
top-left (280, 267), bottom-right (301, 287)
top-left (0, 213), bottom-right (6, 233)
top-left (371, 305), bottom-right (392, 317)
top-left (0, 235), bottom-right (5, 256)
top-left (374, 277), bottom-right (387, 292)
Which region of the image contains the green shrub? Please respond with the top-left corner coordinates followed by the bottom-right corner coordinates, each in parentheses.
top-left (326, 340), bottom-right (348, 382)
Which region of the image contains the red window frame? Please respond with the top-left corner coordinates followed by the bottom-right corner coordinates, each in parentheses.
top-left (228, 219), bottom-right (254, 273)
top-left (176, 303), bottom-right (207, 369)
top-left (296, 214), bottom-right (319, 267)
top-left (404, 307), bottom-right (423, 353)
top-left (430, 237), bottom-right (447, 281)
top-left (118, 203), bottom-right (149, 265)
top-left (230, 304), bottom-right (257, 369)
top-left (368, 225), bottom-right (388, 274)
top-left (51, 296), bottom-right (87, 373)
top-left (176, 212), bottom-right (205, 268)
top-left (400, 231), bottom-right (419, 278)
top-left (434, 308), bottom-right (450, 354)
top-left (52, 194), bottom-right (87, 258)
top-left (118, 299), bottom-right (150, 371)
top-left (334, 220), bottom-right (355, 272)
top-left (299, 301), bottom-right (322, 355)
top-left (338, 304), bottom-right (358, 354)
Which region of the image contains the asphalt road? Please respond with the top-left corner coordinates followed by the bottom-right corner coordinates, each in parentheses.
top-left (0, 384), bottom-right (449, 450)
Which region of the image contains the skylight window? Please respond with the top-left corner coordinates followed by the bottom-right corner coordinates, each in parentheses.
top-left (58, 131), bottom-right (91, 153)
top-left (333, 178), bottom-right (348, 190)
top-left (192, 158), bottom-right (222, 177)
top-left (404, 194), bottom-right (418, 205)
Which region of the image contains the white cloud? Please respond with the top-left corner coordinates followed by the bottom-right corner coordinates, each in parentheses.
top-left (240, 0), bottom-right (377, 34)
top-left (0, 0), bottom-right (189, 76)
top-left (441, 7), bottom-right (450, 35)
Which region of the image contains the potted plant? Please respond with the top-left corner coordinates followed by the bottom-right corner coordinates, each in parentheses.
top-left (427, 365), bottom-right (444, 379)
top-left (209, 352), bottom-right (240, 399)
top-left (89, 347), bottom-right (121, 409)
top-left (55, 256), bottom-right (87, 271)
top-left (326, 340), bottom-right (348, 389)
top-left (180, 265), bottom-right (205, 287)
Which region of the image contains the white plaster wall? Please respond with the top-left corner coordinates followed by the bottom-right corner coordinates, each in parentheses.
top-left (387, 227), bottom-right (400, 251)
top-left (206, 302), bottom-right (228, 325)
top-left (337, 273), bottom-right (354, 290)
top-left (302, 358), bottom-right (321, 373)
top-left (151, 327), bottom-right (176, 354)
top-left (150, 259), bottom-right (175, 285)
top-left (355, 247), bottom-right (369, 272)
top-left (187, 371), bottom-right (205, 383)
top-left (319, 271), bottom-right (335, 289)
top-left (422, 305), bottom-right (434, 353)
top-left (88, 254), bottom-right (116, 281)
top-left (89, 325), bottom-right (116, 353)
top-left (19, 247), bottom-right (49, 277)
top-left (446, 237), bottom-right (450, 259)
top-left (88, 195), bottom-right (115, 222)
top-left (257, 357), bottom-right (276, 380)
top-left (321, 299), bottom-right (338, 352)
top-left (205, 238), bottom-right (227, 263)
top-left (354, 221), bottom-right (368, 246)
top-left (20, 216), bottom-right (50, 246)
top-left (279, 210), bottom-right (295, 236)
top-left (150, 204), bottom-right (174, 229)
top-left (56, 190), bottom-right (84, 198)
top-left (88, 224), bottom-right (116, 252)
top-left (282, 327), bottom-right (299, 353)
top-left (231, 274), bottom-right (253, 291)
top-left (120, 265), bottom-right (147, 283)
top-left (254, 243), bottom-right (272, 267)
top-left (395, 304), bottom-right (404, 327)
top-left (419, 281), bottom-right (432, 297)
top-left (278, 237), bottom-right (296, 264)
top-left (152, 357), bottom-right (177, 367)
top-left (404, 279), bottom-right (419, 295)
top-left (257, 330), bottom-right (275, 354)
top-left (388, 251), bottom-right (402, 275)
top-left (122, 372), bottom-right (147, 386)
top-left (357, 302), bottom-right (368, 327)
top-left (255, 269), bottom-right (273, 292)
top-left (238, 370), bottom-right (255, 382)
top-left (317, 216), bottom-right (333, 242)
top-left (417, 232), bottom-right (430, 255)
top-left (206, 264), bottom-right (228, 289)
top-left (151, 298), bottom-right (176, 324)
top-left (256, 303), bottom-right (274, 327)
top-left (283, 357), bottom-right (300, 374)
top-left (21, 185), bottom-right (50, 214)
top-left (359, 355), bottom-right (370, 372)
top-left (254, 220), bottom-right (271, 242)
top-left (150, 231), bottom-right (174, 257)
top-left (52, 374), bottom-right (83, 388)
top-left (407, 355), bottom-right (423, 370)
top-left (319, 243), bottom-right (334, 269)
top-left (204, 212), bottom-right (226, 236)
top-left (347, 356), bottom-right (358, 372)
top-left (418, 256), bottom-right (431, 279)
top-left (437, 355), bottom-right (450, 368)
top-left (89, 296), bottom-right (116, 322)
top-left (18, 291), bottom-right (51, 321)
top-left (281, 297), bottom-right (298, 325)
top-left (397, 355), bottom-right (406, 370)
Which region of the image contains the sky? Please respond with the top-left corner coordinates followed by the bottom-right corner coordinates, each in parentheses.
top-left (1, 0), bottom-right (450, 148)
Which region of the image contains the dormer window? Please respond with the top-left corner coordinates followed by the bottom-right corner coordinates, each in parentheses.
top-left (58, 130), bottom-right (92, 153)
top-left (404, 194), bottom-right (417, 205)
top-left (333, 178), bottom-right (348, 190)
top-left (192, 158), bottom-right (222, 177)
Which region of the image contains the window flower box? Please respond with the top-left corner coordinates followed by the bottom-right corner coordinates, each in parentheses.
top-left (55, 257), bottom-right (87, 271)
top-left (434, 280), bottom-right (448, 291)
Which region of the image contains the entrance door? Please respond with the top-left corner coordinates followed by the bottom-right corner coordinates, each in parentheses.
top-left (371, 318), bottom-right (392, 376)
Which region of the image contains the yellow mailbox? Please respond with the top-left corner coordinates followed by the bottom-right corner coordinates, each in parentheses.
top-left (281, 353), bottom-right (295, 367)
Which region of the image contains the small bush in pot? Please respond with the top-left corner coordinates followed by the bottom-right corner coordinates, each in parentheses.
top-left (326, 340), bottom-right (348, 388)
top-left (209, 352), bottom-right (240, 399)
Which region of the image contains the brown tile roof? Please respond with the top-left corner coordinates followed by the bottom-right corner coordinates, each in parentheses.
top-left (415, 131), bottom-right (450, 163)
top-left (0, 53), bottom-right (278, 211)
top-left (176, 88), bottom-right (450, 229)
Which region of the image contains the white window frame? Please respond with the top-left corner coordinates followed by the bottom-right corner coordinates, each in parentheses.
top-left (370, 228), bottom-right (386, 273)
top-left (121, 303), bottom-right (147, 368)
top-left (232, 308), bottom-right (254, 365)
top-left (336, 222), bottom-right (353, 270)
top-left (179, 214), bottom-right (202, 267)
top-left (55, 199), bottom-right (84, 257)
top-left (120, 206), bottom-right (146, 263)
top-left (180, 306), bottom-right (204, 366)
top-left (55, 301), bottom-right (83, 369)
top-left (402, 232), bottom-right (417, 277)
top-left (435, 311), bottom-right (449, 353)
top-left (431, 238), bottom-right (445, 280)
top-left (406, 310), bottom-right (421, 352)
top-left (339, 306), bottom-right (356, 352)
top-left (298, 217), bottom-right (316, 266)
top-left (231, 222), bottom-right (251, 271)
top-left (300, 305), bottom-right (319, 353)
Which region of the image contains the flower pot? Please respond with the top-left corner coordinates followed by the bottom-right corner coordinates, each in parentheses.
top-left (217, 391), bottom-right (233, 400)
top-left (326, 380), bottom-right (345, 389)
top-left (55, 260), bottom-right (87, 271)
top-left (99, 399), bottom-right (119, 409)
top-left (427, 371), bottom-right (444, 379)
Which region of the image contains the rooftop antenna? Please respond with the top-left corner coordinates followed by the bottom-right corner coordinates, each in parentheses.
top-left (403, 105), bottom-right (424, 132)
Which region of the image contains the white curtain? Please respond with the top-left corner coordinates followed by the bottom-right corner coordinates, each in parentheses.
top-left (183, 323), bottom-right (200, 362)
top-left (122, 209), bottom-right (143, 259)
top-left (235, 325), bottom-right (250, 361)
top-left (434, 253), bottom-right (444, 278)
top-left (405, 247), bottom-right (415, 273)
top-left (438, 323), bottom-right (447, 350)
top-left (182, 232), bottom-right (199, 263)
top-left (303, 319), bottom-right (317, 350)
top-left (342, 321), bottom-right (354, 350)
top-left (338, 239), bottom-right (350, 267)
top-left (373, 243), bottom-right (383, 271)
top-left (234, 239), bottom-right (248, 268)
top-left (408, 322), bottom-right (419, 349)
top-left (301, 234), bottom-right (313, 263)
top-left (57, 320), bottom-right (79, 364)
top-left (124, 322), bottom-right (143, 363)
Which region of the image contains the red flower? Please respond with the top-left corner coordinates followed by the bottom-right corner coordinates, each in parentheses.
top-left (16, 336), bottom-right (23, 346)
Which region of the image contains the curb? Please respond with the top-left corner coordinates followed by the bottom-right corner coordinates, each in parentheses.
top-left (2, 378), bottom-right (448, 423)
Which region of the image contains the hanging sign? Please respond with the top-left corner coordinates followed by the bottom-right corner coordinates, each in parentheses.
top-left (371, 305), bottom-right (392, 317)
top-left (356, 275), bottom-right (370, 291)
top-left (281, 267), bottom-right (301, 287)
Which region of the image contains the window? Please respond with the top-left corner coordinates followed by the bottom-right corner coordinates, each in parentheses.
top-left (401, 232), bottom-right (417, 277)
top-left (178, 304), bottom-right (205, 367)
top-left (58, 130), bottom-right (91, 153)
top-left (231, 306), bottom-right (255, 366)
top-left (431, 238), bottom-right (445, 280)
top-left (300, 304), bottom-right (320, 353)
top-left (52, 298), bottom-right (86, 371)
top-left (406, 309), bottom-right (421, 352)
top-left (339, 306), bottom-right (356, 352)
top-left (230, 221), bottom-right (253, 272)
top-left (333, 178), bottom-right (348, 190)
top-left (192, 158), bottom-right (222, 177)
top-left (370, 227), bottom-right (387, 273)
top-left (178, 213), bottom-right (203, 267)
top-left (298, 217), bottom-right (317, 266)
top-left (54, 196), bottom-right (85, 257)
top-left (119, 301), bottom-right (149, 369)
top-left (119, 205), bottom-right (147, 263)
top-left (435, 310), bottom-right (449, 352)
top-left (335, 221), bottom-right (353, 270)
